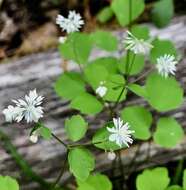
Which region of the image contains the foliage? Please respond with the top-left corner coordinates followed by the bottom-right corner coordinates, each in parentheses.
top-left (0, 176), bottom-right (19, 190)
top-left (2, 0), bottom-right (184, 189)
top-left (136, 167), bottom-right (186, 190)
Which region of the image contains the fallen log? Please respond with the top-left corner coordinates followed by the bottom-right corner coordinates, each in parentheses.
top-left (0, 16), bottom-right (186, 190)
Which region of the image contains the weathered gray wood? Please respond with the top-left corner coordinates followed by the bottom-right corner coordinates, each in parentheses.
top-left (0, 16), bottom-right (186, 189)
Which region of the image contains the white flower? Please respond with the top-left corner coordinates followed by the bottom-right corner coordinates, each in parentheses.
top-left (3, 89), bottom-right (44, 123)
top-left (56, 11), bottom-right (84, 33)
top-left (156, 54), bottom-right (177, 78)
top-left (123, 31), bottom-right (153, 55)
top-left (29, 131), bottom-right (39, 143)
top-left (3, 105), bottom-right (23, 122)
top-left (96, 81), bottom-right (107, 97)
top-left (107, 117), bottom-right (135, 147)
top-left (59, 36), bottom-right (67, 44)
top-left (107, 151), bottom-right (116, 160)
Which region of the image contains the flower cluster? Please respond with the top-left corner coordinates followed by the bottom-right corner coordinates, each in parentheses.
top-left (56, 11), bottom-right (84, 34)
top-left (3, 89), bottom-right (44, 123)
top-left (123, 31), bottom-right (153, 55)
top-left (107, 117), bottom-right (135, 147)
top-left (156, 54), bottom-right (177, 78)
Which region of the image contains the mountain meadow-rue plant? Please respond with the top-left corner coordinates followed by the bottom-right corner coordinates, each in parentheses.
top-left (2, 0), bottom-right (185, 189)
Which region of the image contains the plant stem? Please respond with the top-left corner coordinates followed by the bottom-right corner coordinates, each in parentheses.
top-left (69, 139), bottom-right (108, 148)
top-left (52, 133), bottom-right (68, 148)
top-left (0, 129), bottom-right (51, 189)
top-left (131, 67), bottom-right (154, 84)
top-left (53, 152), bottom-right (68, 188)
top-left (72, 37), bottom-right (84, 73)
top-left (173, 159), bottom-right (184, 185)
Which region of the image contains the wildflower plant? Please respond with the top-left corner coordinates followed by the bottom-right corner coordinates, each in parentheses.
top-left (2, 0), bottom-right (184, 189)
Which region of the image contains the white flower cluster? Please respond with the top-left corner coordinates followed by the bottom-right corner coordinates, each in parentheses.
top-left (96, 81), bottom-right (107, 97)
top-left (156, 54), bottom-right (177, 78)
top-left (56, 10), bottom-right (84, 34)
top-left (107, 117), bottom-right (135, 147)
top-left (3, 89), bottom-right (44, 123)
top-left (123, 31), bottom-right (153, 55)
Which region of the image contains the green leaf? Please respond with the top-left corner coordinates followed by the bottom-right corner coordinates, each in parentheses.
top-left (97, 6), bottom-right (114, 23)
top-left (118, 52), bottom-right (145, 75)
top-left (166, 186), bottom-right (183, 190)
top-left (68, 148), bottom-right (95, 181)
top-left (54, 72), bottom-right (85, 100)
top-left (72, 33), bottom-right (92, 64)
top-left (121, 106), bottom-right (152, 140)
top-left (136, 167), bottom-right (170, 190)
top-left (90, 57), bottom-right (118, 74)
top-left (131, 25), bottom-right (150, 40)
top-left (77, 173), bottom-right (112, 190)
top-left (146, 73), bottom-right (183, 112)
top-left (128, 83), bottom-right (148, 98)
top-left (70, 93), bottom-right (103, 115)
top-left (0, 176), bottom-right (19, 190)
top-left (65, 115), bottom-right (88, 142)
top-left (111, 0), bottom-right (145, 26)
top-left (92, 122), bottom-right (123, 150)
top-left (151, 0), bottom-right (174, 28)
top-left (59, 33), bottom-right (92, 64)
top-left (104, 74), bottom-right (127, 102)
top-left (183, 169), bottom-right (186, 189)
top-left (153, 117), bottom-right (184, 148)
top-left (150, 39), bottom-right (177, 63)
top-left (84, 64), bottom-right (109, 89)
top-left (39, 127), bottom-right (52, 140)
top-left (91, 30), bottom-right (118, 51)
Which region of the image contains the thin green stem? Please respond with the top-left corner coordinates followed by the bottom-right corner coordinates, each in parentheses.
top-left (69, 139), bottom-right (108, 148)
top-left (52, 133), bottom-right (68, 148)
top-left (172, 159), bottom-right (184, 184)
top-left (0, 129), bottom-right (51, 189)
top-left (53, 152), bottom-right (68, 188)
top-left (72, 37), bottom-right (83, 73)
top-left (131, 67), bottom-right (154, 84)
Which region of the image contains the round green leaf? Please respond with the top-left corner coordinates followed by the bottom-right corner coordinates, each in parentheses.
top-left (68, 148), bottom-right (95, 181)
top-left (111, 0), bottom-right (145, 26)
top-left (118, 52), bottom-right (145, 75)
top-left (65, 115), bottom-right (88, 142)
top-left (91, 30), bottom-right (118, 51)
top-left (146, 73), bottom-right (183, 112)
top-left (136, 167), bottom-right (170, 190)
top-left (153, 117), bottom-right (184, 148)
top-left (59, 33), bottom-right (92, 64)
top-left (104, 74), bottom-right (127, 102)
top-left (0, 176), bottom-right (19, 190)
top-left (151, 0), bottom-right (174, 28)
top-left (150, 39), bottom-right (177, 63)
top-left (166, 186), bottom-right (183, 190)
top-left (77, 174), bottom-right (112, 190)
top-left (54, 72), bottom-right (85, 100)
top-left (97, 6), bottom-right (114, 23)
top-left (131, 25), bottom-right (150, 40)
top-left (70, 93), bottom-right (103, 115)
top-left (128, 83), bottom-right (148, 98)
top-left (121, 106), bottom-right (152, 140)
top-left (90, 57), bottom-right (118, 74)
top-left (92, 122), bottom-right (122, 151)
top-left (39, 127), bottom-right (52, 140)
top-left (84, 64), bottom-right (109, 89)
